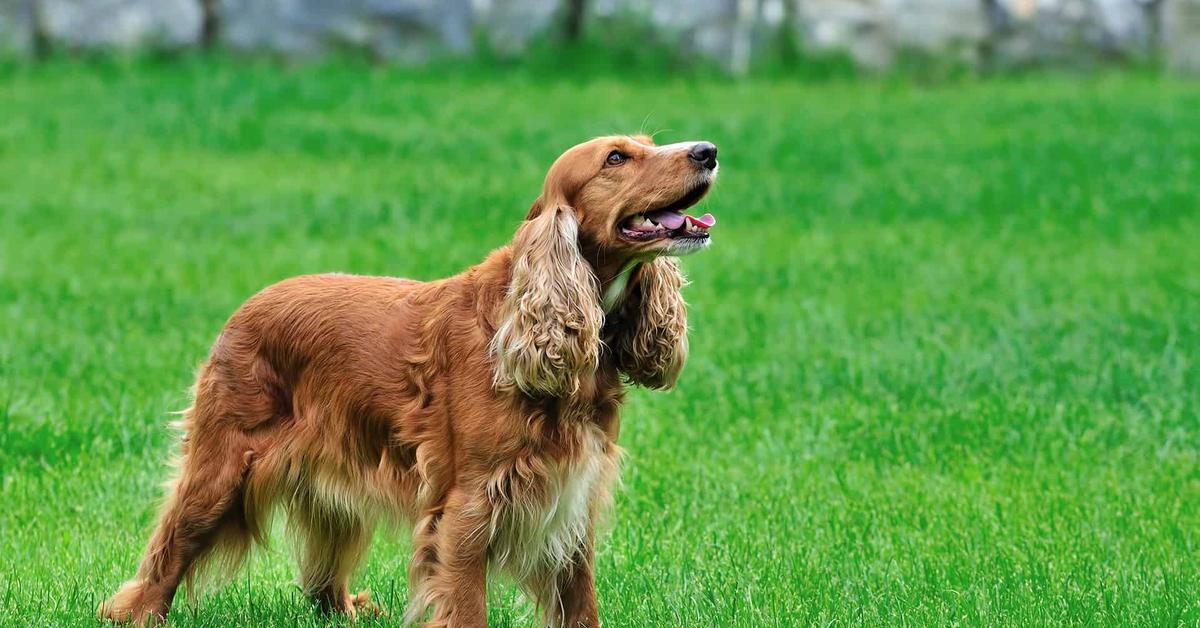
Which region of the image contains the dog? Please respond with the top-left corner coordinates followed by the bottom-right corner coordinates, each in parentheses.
top-left (99, 134), bottom-right (718, 626)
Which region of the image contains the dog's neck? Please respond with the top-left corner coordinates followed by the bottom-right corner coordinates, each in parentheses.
top-left (601, 259), bottom-right (641, 313)
top-left (589, 246), bottom-right (655, 314)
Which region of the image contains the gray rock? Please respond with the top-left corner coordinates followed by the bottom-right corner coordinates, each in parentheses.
top-left (796, 0), bottom-right (987, 68)
top-left (1166, 0), bottom-right (1200, 73)
top-left (474, 0), bottom-right (558, 53)
top-left (0, 0), bottom-right (34, 53)
top-left (221, 0), bottom-right (473, 62)
top-left (1092, 0), bottom-right (1155, 49)
top-left (888, 0), bottom-right (989, 61)
top-left (41, 0), bottom-right (201, 48)
top-left (797, 0), bottom-right (891, 68)
top-left (592, 0), bottom-right (747, 69)
top-left (990, 0), bottom-right (1158, 65)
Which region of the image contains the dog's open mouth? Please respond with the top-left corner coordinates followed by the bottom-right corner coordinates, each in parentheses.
top-left (618, 183), bottom-right (716, 242)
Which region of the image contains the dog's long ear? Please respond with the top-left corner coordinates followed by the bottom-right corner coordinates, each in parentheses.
top-left (492, 203), bottom-right (603, 397)
top-left (611, 257), bottom-right (689, 390)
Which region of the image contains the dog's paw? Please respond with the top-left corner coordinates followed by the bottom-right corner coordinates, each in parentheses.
top-left (97, 579), bottom-right (165, 626)
top-left (315, 588), bottom-right (385, 620)
top-left (347, 589), bottom-right (385, 620)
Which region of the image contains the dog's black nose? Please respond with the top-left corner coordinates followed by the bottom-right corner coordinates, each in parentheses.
top-left (689, 142), bottom-right (718, 170)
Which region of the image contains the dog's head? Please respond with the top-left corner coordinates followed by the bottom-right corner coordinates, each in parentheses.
top-left (530, 134), bottom-right (718, 261)
top-left (493, 135), bottom-right (716, 397)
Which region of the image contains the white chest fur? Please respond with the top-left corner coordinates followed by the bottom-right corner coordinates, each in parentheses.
top-left (487, 429), bottom-right (613, 582)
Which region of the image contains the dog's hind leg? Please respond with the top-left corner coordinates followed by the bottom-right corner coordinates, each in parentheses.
top-left (289, 495), bottom-right (379, 618)
top-left (98, 379), bottom-right (262, 624)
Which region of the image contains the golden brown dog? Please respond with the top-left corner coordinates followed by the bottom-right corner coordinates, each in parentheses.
top-left (99, 135), bottom-right (719, 626)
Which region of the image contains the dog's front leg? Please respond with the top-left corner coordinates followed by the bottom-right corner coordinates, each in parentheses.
top-left (549, 536), bottom-right (600, 628)
top-left (407, 488), bottom-right (490, 628)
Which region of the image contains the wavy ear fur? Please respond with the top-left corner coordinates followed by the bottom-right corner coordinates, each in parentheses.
top-left (492, 206), bottom-right (603, 397)
top-left (611, 257), bottom-right (689, 390)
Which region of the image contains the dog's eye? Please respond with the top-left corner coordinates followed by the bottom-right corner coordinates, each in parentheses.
top-left (606, 150), bottom-right (627, 166)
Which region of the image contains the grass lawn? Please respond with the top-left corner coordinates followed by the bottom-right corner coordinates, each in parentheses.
top-left (1, 58), bottom-right (1199, 626)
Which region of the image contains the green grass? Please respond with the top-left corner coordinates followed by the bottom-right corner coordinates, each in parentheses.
top-left (1, 57), bottom-right (1199, 626)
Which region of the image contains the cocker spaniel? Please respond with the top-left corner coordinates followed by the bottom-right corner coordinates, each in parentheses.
top-left (99, 135), bottom-right (718, 626)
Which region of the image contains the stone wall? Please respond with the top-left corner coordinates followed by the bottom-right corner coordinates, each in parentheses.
top-left (1, 0), bottom-right (1197, 74)
top-left (41, 0), bottom-right (201, 48)
top-left (1167, 0), bottom-right (1200, 72)
top-left (592, 0), bottom-right (749, 66)
top-left (1, 0), bottom-right (34, 53)
top-left (474, 0), bottom-right (559, 53)
top-left (222, 0), bottom-right (472, 61)
top-left (797, 0), bottom-right (989, 68)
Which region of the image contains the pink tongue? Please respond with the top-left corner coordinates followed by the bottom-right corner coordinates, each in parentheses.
top-left (690, 213), bottom-right (716, 228)
top-left (645, 209), bottom-right (686, 230)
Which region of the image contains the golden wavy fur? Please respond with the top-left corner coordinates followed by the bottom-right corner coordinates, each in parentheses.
top-left (98, 134), bottom-right (719, 627)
